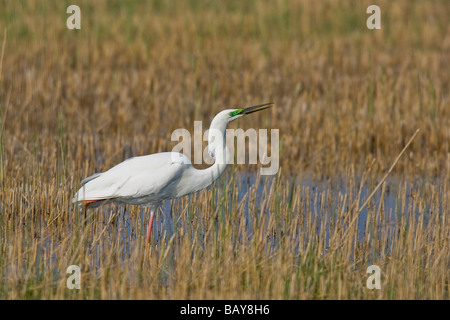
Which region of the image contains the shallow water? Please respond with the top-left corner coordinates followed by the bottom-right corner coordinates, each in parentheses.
top-left (92, 172), bottom-right (445, 261)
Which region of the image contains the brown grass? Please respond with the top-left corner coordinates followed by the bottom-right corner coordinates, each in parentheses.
top-left (0, 0), bottom-right (448, 299)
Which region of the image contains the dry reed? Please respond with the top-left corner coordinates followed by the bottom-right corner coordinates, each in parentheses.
top-left (0, 0), bottom-right (448, 299)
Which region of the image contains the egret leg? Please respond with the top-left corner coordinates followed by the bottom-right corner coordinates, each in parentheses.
top-left (145, 210), bottom-right (156, 245)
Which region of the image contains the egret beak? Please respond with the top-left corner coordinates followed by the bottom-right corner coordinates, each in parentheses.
top-left (240, 102), bottom-right (273, 115)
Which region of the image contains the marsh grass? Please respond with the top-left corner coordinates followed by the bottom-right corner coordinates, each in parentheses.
top-left (0, 0), bottom-right (448, 299)
top-left (1, 166), bottom-right (447, 299)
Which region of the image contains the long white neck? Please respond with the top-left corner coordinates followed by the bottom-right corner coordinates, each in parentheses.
top-left (177, 115), bottom-right (230, 196)
top-left (195, 117), bottom-right (230, 189)
top-left (196, 141), bottom-right (229, 190)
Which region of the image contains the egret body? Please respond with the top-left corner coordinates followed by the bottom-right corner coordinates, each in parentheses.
top-left (72, 103), bottom-right (273, 244)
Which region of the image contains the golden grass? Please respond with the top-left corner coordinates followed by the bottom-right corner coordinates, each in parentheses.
top-left (0, 0), bottom-right (448, 299)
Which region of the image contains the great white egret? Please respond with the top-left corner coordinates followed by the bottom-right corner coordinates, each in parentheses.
top-left (72, 102), bottom-right (273, 244)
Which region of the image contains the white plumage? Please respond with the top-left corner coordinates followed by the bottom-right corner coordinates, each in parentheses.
top-left (72, 103), bottom-right (273, 244)
top-left (74, 153), bottom-right (191, 206)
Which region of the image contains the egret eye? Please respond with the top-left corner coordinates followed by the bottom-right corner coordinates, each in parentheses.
top-left (229, 109), bottom-right (243, 117)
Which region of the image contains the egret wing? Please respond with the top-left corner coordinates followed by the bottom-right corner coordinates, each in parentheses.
top-left (73, 152), bottom-right (191, 203)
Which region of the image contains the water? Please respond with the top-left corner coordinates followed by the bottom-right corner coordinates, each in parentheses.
top-left (94, 172), bottom-right (444, 260)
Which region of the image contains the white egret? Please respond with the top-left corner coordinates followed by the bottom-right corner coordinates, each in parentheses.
top-left (72, 102), bottom-right (273, 244)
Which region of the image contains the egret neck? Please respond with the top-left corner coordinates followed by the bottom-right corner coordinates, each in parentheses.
top-left (181, 115), bottom-right (231, 194)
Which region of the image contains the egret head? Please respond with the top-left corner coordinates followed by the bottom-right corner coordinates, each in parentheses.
top-left (208, 102), bottom-right (273, 159)
top-left (226, 102), bottom-right (273, 122)
top-left (209, 102), bottom-right (273, 133)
